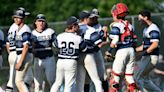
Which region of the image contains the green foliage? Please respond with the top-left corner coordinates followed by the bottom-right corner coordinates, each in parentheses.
top-left (0, 0), bottom-right (164, 26)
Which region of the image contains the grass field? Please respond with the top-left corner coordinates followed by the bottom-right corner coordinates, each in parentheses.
top-left (0, 68), bottom-right (9, 86)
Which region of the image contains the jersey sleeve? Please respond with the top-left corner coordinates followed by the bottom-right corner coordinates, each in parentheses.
top-left (0, 30), bottom-right (5, 48)
top-left (90, 31), bottom-right (103, 45)
top-left (79, 40), bottom-right (87, 52)
top-left (149, 30), bottom-right (160, 42)
top-left (22, 32), bottom-right (32, 45)
top-left (109, 26), bottom-right (120, 44)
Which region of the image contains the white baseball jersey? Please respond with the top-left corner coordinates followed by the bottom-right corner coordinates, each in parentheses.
top-left (15, 24), bottom-right (32, 55)
top-left (32, 28), bottom-right (56, 58)
top-left (109, 21), bottom-right (135, 49)
top-left (6, 23), bottom-right (18, 51)
top-left (143, 23), bottom-right (160, 55)
top-left (57, 32), bottom-right (86, 59)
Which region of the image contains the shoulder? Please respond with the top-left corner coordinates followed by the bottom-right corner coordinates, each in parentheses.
top-left (22, 24), bottom-right (31, 32)
top-left (148, 23), bottom-right (160, 32)
top-left (8, 23), bottom-right (18, 32)
top-left (45, 28), bottom-right (55, 34)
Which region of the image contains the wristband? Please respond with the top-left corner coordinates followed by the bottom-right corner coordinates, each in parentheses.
top-left (107, 47), bottom-right (113, 53)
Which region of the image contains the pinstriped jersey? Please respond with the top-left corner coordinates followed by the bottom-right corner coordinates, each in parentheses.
top-left (109, 21), bottom-right (135, 49)
top-left (143, 23), bottom-right (160, 55)
top-left (57, 32), bottom-right (86, 60)
top-left (32, 28), bottom-right (56, 58)
top-left (15, 24), bottom-right (32, 54)
top-left (6, 23), bottom-right (18, 51)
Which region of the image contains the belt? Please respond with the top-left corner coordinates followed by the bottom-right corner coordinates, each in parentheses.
top-left (35, 54), bottom-right (53, 59)
top-left (58, 57), bottom-right (78, 60)
top-left (10, 49), bottom-right (16, 52)
top-left (17, 49), bottom-right (32, 55)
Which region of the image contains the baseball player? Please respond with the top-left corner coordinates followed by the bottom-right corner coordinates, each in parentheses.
top-left (76, 10), bottom-right (103, 92)
top-left (32, 14), bottom-right (56, 92)
top-left (135, 10), bottom-right (162, 92)
top-left (0, 29), bottom-right (4, 69)
top-left (6, 7), bottom-right (33, 92)
top-left (12, 8), bottom-right (33, 92)
top-left (105, 3), bottom-right (138, 92)
top-left (50, 16), bottom-right (87, 92)
top-left (89, 8), bottom-right (109, 92)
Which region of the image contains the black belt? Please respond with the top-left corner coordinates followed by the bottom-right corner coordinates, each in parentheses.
top-left (58, 57), bottom-right (78, 60)
top-left (10, 49), bottom-right (16, 52)
top-left (35, 54), bottom-right (53, 59)
top-left (17, 49), bottom-right (32, 55)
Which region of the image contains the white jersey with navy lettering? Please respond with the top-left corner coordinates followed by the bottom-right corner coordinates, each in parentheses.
top-left (15, 24), bottom-right (32, 55)
top-left (32, 28), bottom-right (56, 58)
top-left (6, 23), bottom-right (18, 51)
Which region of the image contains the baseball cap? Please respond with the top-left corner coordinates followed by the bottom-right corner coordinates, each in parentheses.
top-left (89, 8), bottom-right (99, 18)
top-left (36, 14), bottom-right (46, 21)
top-left (79, 10), bottom-right (90, 19)
top-left (66, 16), bottom-right (79, 26)
top-left (13, 7), bottom-right (30, 18)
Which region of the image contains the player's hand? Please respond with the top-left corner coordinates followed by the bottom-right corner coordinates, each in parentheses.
top-left (15, 62), bottom-right (23, 70)
top-left (104, 51), bottom-right (114, 62)
top-left (135, 50), bottom-right (148, 61)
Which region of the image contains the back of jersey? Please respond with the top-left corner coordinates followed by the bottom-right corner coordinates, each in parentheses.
top-left (57, 32), bottom-right (82, 60)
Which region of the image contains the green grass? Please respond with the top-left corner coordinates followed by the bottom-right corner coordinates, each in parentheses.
top-left (0, 68), bottom-right (9, 86)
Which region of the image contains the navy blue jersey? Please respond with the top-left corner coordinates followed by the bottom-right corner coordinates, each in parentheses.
top-left (32, 28), bottom-right (56, 58)
top-left (15, 24), bottom-right (32, 55)
top-left (143, 23), bottom-right (160, 55)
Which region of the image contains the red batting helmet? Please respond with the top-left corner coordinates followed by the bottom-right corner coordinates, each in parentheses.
top-left (111, 3), bottom-right (129, 17)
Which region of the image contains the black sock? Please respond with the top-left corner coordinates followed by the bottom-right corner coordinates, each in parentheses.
top-left (84, 84), bottom-right (90, 92)
top-left (102, 80), bottom-right (109, 92)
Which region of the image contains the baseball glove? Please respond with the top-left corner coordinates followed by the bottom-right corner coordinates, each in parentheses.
top-left (104, 51), bottom-right (115, 62)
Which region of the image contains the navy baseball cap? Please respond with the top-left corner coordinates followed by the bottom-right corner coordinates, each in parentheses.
top-left (79, 10), bottom-right (90, 19)
top-left (66, 16), bottom-right (79, 26)
top-left (13, 7), bottom-right (30, 19)
top-left (36, 14), bottom-right (46, 21)
top-left (89, 8), bottom-right (99, 18)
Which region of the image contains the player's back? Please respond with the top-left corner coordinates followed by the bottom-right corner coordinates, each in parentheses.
top-left (57, 32), bottom-right (82, 59)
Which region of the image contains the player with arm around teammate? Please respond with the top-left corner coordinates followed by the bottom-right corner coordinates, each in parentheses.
top-left (50, 16), bottom-right (87, 92)
top-left (135, 9), bottom-right (162, 92)
top-left (89, 8), bottom-right (109, 92)
top-left (76, 10), bottom-right (103, 92)
top-left (105, 3), bottom-right (138, 92)
top-left (32, 14), bottom-right (56, 92)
